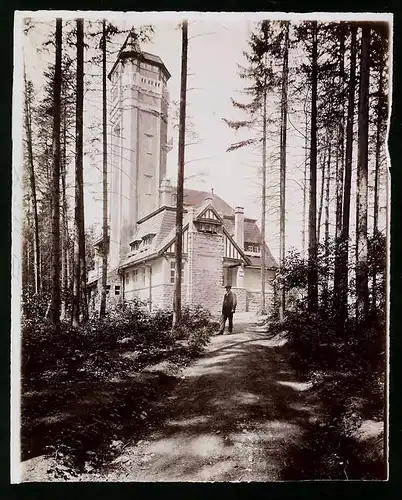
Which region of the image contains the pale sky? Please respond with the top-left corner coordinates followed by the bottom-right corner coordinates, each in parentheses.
top-left (17, 11), bottom-right (391, 263)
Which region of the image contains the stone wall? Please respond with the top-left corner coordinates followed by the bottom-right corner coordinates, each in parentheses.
top-left (246, 291), bottom-right (274, 313)
top-left (187, 228), bottom-right (224, 316)
top-left (124, 284), bottom-right (188, 311)
top-left (231, 287), bottom-right (246, 313)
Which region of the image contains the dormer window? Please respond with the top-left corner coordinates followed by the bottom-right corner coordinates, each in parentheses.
top-left (130, 240), bottom-right (141, 252)
top-left (142, 234), bottom-right (155, 247)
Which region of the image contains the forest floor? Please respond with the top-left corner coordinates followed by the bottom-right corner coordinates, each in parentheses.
top-left (21, 316), bottom-right (384, 482)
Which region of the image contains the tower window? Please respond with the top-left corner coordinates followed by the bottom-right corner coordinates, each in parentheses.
top-left (145, 133), bottom-right (153, 154)
top-left (144, 174), bottom-right (153, 195)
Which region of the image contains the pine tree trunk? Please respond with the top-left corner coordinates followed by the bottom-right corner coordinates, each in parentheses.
top-left (333, 25), bottom-right (346, 305)
top-left (302, 107), bottom-right (308, 260)
top-left (372, 46), bottom-right (385, 313)
top-left (317, 147), bottom-right (327, 245)
top-left (100, 19), bottom-right (109, 318)
top-left (260, 83), bottom-right (267, 314)
top-left (279, 22), bottom-right (289, 321)
top-left (50, 18), bottom-right (62, 329)
top-left (22, 193), bottom-right (34, 296)
top-left (22, 217), bottom-right (30, 298)
top-left (335, 25), bottom-right (345, 240)
top-left (73, 18), bottom-right (87, 326)
top-left (355, 24), bottom-right (371, 322)
top-left (324, 137), bottom-right (331, 308)
top-left (23, 70), bottom-right (41, 295)
top-left (308, 21), bottom-right (318, 313)
top-left (173, 19), bottom-right (188, 327)
top-left (338, 24), bottom-right (357, 323)
top-left (61, 106), bottom-right (69, 320)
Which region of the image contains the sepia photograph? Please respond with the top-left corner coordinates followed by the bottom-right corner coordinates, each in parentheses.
top-left (11, 10), bottom-right (391, 482)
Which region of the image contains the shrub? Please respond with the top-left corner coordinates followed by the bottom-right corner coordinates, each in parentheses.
top-left (21, 299), bottom-right (219, 387)
top-left (187, 325), bottom-right (213, 357)
top-left (173, 305), bottom-right (218, 348)
top-left (180, 305), bottom-right (216, 330)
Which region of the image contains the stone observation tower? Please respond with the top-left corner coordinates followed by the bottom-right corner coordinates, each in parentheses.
top-left (108, 33), bottom-right (173, 269)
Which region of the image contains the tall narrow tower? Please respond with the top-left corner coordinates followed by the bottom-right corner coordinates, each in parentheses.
top-left (108, 34), bottom-right (172, 269)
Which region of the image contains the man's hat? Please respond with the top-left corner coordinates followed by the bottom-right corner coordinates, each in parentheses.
top-left (225, 284), bottom-right (232, 289)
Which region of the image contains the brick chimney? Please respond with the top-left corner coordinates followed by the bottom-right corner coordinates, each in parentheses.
top-left (234, 206), bottom-right (244, 250)
top-left (159, 178), bottom-right (173, 207)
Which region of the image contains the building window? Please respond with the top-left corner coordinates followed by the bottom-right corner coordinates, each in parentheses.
top-left (106, 284), bottom-right (111, 295)
top-left (142, 267), bottom-right (146, 285)
top-left (115, 285), bottom-right (121, 296)
top-left (143, 234), bottom-right (155, 247)
top-left (133, 269), bottom-right (138, 283)
top-left (245, 242), bottom-right (261, 254)
top-left (198, 222), bottom-right (217, 234)
top-left (170, 261), bottom-right (184, 284)
top-left (126, 272), bottom-right (130, 285)
top-left (131, 241), bottom-right (141, 252)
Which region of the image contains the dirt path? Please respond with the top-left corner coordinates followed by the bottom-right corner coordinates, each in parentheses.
top-left (82, 323), bottom-right (320, 482)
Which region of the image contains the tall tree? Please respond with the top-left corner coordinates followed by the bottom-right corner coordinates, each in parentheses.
top-left (279, 21), bottom-right (289, 320)
top-left (59, 55), bottom-right (76, 320)
top-left (61, 97), bottom-right (69, 319)
top-left (338, 24), bottom-right (357, 322)
top-left (335, 23), bottom-right (346, 241)
top-left (23, 70), bottom-right (41, 295)
top-left (308, 21), bottom-right (319, 313)
top-left (99, 19), bottom-right (109, 318)
top-left (223, 21), bottom-right (275, 313)
top-left (317, 145), bottom-right (327, 244)
top-left (260, 63), bottom-right (267, 314)
top-left (50, 18), bottom-right (62, 328)
top-left (323, 136), bottom-right (331, 308)
top-left (355, 24), bottom-right (371, 321)
top-left (332, 24), bottom-right (346, 303)
top-left (72, 18), bottom-right (88, 326)
top-left (371, 24), bottom-right (388, 313)
top-left (173, 19), bottom-right (188, 327)
top-left (302, 95), bottom-right (309, 260)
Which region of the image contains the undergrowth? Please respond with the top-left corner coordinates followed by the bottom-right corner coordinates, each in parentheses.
top-left (268, 308), bottom-right (386, 480)
top-left (21, 296), bottom-right (218, 478)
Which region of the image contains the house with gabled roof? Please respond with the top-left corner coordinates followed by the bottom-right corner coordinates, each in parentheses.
top-left (87, 38), bottom-right (277, 314)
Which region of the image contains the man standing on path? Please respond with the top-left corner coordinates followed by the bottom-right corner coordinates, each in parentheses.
top-left (218, 285), bottom-right (237, 335)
